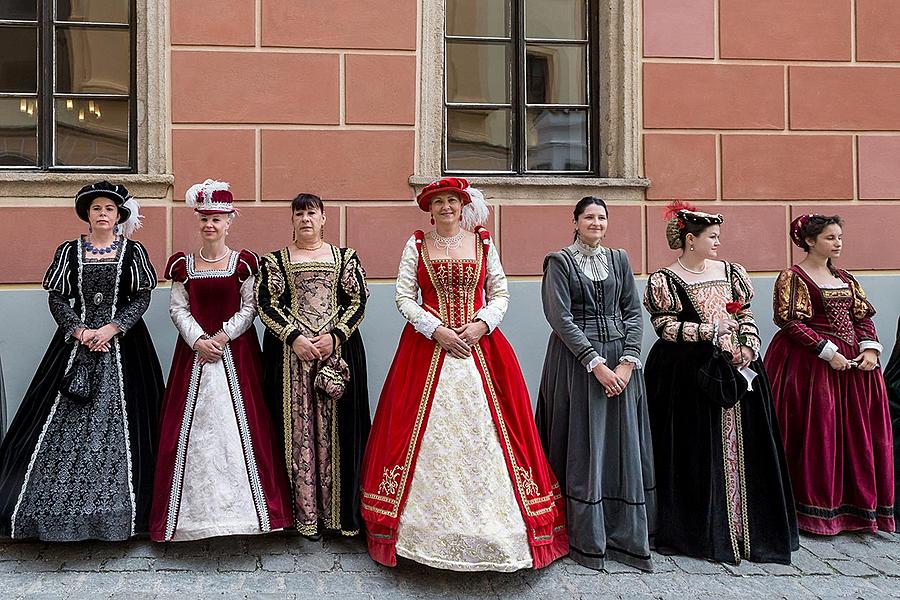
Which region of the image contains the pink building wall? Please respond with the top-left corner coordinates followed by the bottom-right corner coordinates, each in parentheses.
top-left (2, 1), bottom-right (899, 283)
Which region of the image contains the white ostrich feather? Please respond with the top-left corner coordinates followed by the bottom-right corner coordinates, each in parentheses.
top-left (461, 187), bottom-right (490, 231)
top-left (121, 197), bottom-right (143, 237)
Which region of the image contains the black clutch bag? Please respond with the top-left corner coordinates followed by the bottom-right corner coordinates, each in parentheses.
top-left (60, 345), bottom-right (99, 403)
top-left (697, 346), bottom-right (748, 410)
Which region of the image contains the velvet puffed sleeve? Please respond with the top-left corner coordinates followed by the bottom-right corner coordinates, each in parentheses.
top-left (165, 252), bottom-right (188, 284)
top-left (332, 248), bottom-right (368, 346)
top-left (616, 250), bottom-right (644, 366)
top-left (475, 232), bottom-right (509, 333)
top-left (729, 263), bottom-right (761, 354)
top-left (255, 251), bottom-right (303, 345)
top-left (395, 235), bottom-right (442, 339)
top-left (111, 241), bottom-right (156, 334)
top-left (771, 268), bottom-right (836, 358)
top-left (542, 251), bottom-right (601, 368)
top-left (643, 270), bottom-right (717, 343)
top-left (43, 240), bottom-right (83, 340)
top-left (843, 270), bottom-right (883, 354)
top-left (235, 249), bottom-right (260, 283)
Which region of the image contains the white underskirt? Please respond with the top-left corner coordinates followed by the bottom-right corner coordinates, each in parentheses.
top-left (173, 359), bottom-right (263, 541)
top-left (395, 354), bottom-right (532, 571)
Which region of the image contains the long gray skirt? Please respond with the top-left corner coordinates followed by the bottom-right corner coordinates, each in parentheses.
top-left (536, 335), bottom-right (657, 571)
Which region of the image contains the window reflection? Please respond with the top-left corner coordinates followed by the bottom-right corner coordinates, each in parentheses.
top-left (0, 26), bottom-right (38, 93)
top-left (525, 0), bottom-right (586, 40)
top-left (446, 41), bottom-right (510, 104)
top-left (526, 44), bottom-right (586, 105)
top-left (447, 108), bottom-right (512, 171)
top-left (55, 98), bottom-right (129, 167)
top-left (56, 27), bottom-right (130, 95)
top-left (57, 0), bottom-right (130, 24)
top-left (0, 97), bottom-right (38, 167)
top-left (526, 109), bottom-right (588, 171)
top-left (447, 0), bottom-right (509, 38)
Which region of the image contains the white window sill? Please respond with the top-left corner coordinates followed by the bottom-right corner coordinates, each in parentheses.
top-left (409, 175), bottom-right (650, 201)
top-left (0, 172), bottom-right (173, 199)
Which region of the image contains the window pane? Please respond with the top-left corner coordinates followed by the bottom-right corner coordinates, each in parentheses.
top-left (0, 97), bottom-right (38, 167)
top-left (0, 0), bottom-right (37, 20)
top-left (525, 0), bottom-right (586, 40)
top-left (56, 27), bottom-right (130, 94)
top-left (446, 41), bottom-right (509, 104)
top-left (446, 0), bottom-right (509, 38)
top-left (0, 26), bottom-right (38, 93)
top-left (57, 0), bottom-right (130, 24)
top-left (526, 44), bottom-right (586, 104)
top-left (446, 108), bottom-right (511, 171)
top-left (55, 97), bottom-right (129, 167)
top-left (526, 108), bottom-right (588, 171)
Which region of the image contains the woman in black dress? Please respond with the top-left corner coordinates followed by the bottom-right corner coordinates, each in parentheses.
top-left (0, 181), bottom-right (163, 541)
top-left (883, 316), bottom-right (900, 520)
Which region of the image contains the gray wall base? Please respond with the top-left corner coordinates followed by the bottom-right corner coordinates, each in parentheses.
top-left (1, 274), bottom-right (898, 429)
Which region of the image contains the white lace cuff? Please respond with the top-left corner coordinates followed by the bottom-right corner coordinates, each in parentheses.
top-left (818, 340), bottom-right (839, 361)
top-left (413, 313), bottom-right (442, 339)
top-left (585, 355), bottom-right (606, 372)
top-left (619, 355), bottom-right (643, 369)
top-left (475, 307), bottom-right (503, 333)
top-left (859, 340), bottom-right (883, 355)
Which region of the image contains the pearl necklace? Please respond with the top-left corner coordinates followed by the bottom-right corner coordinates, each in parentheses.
top-left (433, 229), bottom-right (465, 254)
top-left (199, 247), bottom-right (230, 262)
top-left (677, 257), bottom-right (707, 274)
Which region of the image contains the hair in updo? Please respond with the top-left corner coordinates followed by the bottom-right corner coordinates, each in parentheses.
top-left (291, 193), bottom-right (324, 213)
top-left (573, 196), bottom-right (608, 242)
top-left (663, 201), bottom-right (724, 250)
top-left (573, 196), bottom-right (608, 220)
top-left (796, 215), bottom-right (843, 252)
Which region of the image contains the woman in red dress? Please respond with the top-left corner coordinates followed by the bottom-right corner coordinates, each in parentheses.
top-left (150, 180), bottom-right (292, 541)
top-left (359, 178), bottom-right (568, 572)
top-left (765, 214), bottom-right (895, 535)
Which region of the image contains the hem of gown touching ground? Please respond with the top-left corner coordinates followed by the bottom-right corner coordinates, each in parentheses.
top-left (797, 514), bottom-right (896, 536)
top-left (168, 523), bottom-right (285, 542)
top-left (395, 546), bottom-right (533, 573)
top-left (569, 543), bottom-right (653, 572)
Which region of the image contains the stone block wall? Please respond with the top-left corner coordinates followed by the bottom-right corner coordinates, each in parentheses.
top-left (1, 1), bottom-right (899, 284)
top-left (642, 0), bottom-right (900, 274)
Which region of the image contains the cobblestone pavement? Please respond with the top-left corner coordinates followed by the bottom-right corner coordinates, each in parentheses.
top-left (1, 530), bottom-right (898, 599)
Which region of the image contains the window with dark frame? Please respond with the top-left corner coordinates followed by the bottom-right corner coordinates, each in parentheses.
top-left (444, 0), bottom-right (595, 175)
top-left (0, 0), bottom-right (136, 171)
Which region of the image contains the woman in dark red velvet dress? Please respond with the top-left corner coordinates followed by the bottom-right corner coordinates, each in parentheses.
top-left (359, 177), bottom-right (568, 572)
top-left (150, 180), bottom-right (291, 541)
top-left (765, 214), bottom-right (895, 535)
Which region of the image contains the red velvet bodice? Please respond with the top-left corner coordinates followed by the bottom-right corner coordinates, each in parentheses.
top-left (414, 229), bottom-right (488, 329)
top-left (165, 249), bottom-right (259, 335)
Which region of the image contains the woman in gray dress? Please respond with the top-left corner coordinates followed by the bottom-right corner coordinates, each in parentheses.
top-left (536, 196), bottom-right (656, 571)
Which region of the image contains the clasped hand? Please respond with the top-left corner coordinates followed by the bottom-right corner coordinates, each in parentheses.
top-left (194, 332), bottom-right (229, 364)
top-left (291, 333), bottom-right (335, 362)
top-left (433, 321), bottom-right (489, 358)
top-left (830, 348), bottom-right (878, 371)
top-left (593, 362), bottom-right (633, 397)
top-left (76, 323), bottom-right (121, 353)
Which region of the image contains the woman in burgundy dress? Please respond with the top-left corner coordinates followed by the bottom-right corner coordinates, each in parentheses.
top-left (765, 214), bottom-right (895, 535)
top-left (149, 180), bottom-right (292, 541)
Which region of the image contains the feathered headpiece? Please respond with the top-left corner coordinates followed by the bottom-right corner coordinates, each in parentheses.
top-left (415, 177), bottom-right (489, 230)
top-left (74, 180), bottom-right (143, 237)
top-left (185, 179), bottom-right (237, 215)
top-left (663, 200), bottom-right (724, 250)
